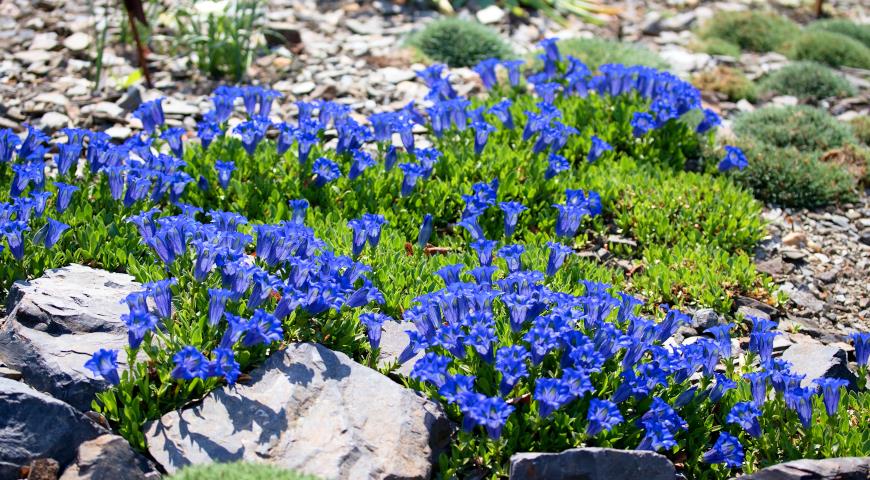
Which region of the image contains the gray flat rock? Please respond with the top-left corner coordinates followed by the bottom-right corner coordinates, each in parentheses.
top-left (739, 457), bottom-right (870, 480)
top-left (145, 342), bottom-right (451, 480)
top-left (509, 447), bottom-right (676, 480)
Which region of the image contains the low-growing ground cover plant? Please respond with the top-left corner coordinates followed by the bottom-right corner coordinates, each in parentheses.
top-left (169, 462), bottom-right (320, 480)
top-left (808, 19), bottom-right (870, 48)
top-left (758, 62), bottom-right (855, 102)
top-left (725, 141), bottom-right (857, 208)
top-left (407, 18), bottom-right (513, 68)
top-left (1, 39), bottom-right (868, 479)
top-left (732, 105), bottom-right (857, 153)
top-left (549, 37), bottom-right (669, 70)
top-left (697, 11), bottom-right (799, 53)
top-left (788, 30), bottom-right (870, 69)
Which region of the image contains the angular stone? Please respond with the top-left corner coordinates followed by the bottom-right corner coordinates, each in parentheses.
top-left (145, 343), bottom-right (451, 479)
top-left (59, 435), bottom-right (157, 480)
top-left (378, 320), bottom-right (421, 377)
top-left (0, 378), bottom-right (105, 479)
top-left (509, 447), bottom-right (675, 480)
top-left (691, 308), bottom-right (722, 331)
top-left (735, 297), bottom-right (778, 318)
top-left (741, 457), bottom-right (870, 480)
top-left (476, 5), bottom-right (506, 24)
top-left (781, 342), bottom-right (857, 389)
top-left (63, 32), bottom-right (90, 52)
top-left (0, 265), bottom-right (141, 411)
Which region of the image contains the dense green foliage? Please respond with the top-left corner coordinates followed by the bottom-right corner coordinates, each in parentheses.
top-left (694, 37), bottom-right (742, 58)
top-left (788, 30), bottom-right (870, 69)
top-left (553, 38), bottom-right (669, 69)
top-left (733, 105), bottom-right (857, 153)
top-left (169, 463), bottom-right (320, 480)
top-left (408, 18), bottom-right (513, 67)
top-left (758, 62), bottom-right (855, 102)
top-left (698, 11), bottom-right (799, 53)
top-left (3, 44), bottom-right (869, 480)
top-left (727, 141), bottom-right (857, 208)
top-left (808, 19), bottom-right (870, 48)
top-left (852, 116), bottom-right (870, 146)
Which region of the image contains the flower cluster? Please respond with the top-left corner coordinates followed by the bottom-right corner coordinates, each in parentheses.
top-left (403, 233), bottom-right (865, 469)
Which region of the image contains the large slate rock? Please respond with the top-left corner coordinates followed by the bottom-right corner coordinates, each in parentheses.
top-left (739, 457), bottom-right (870, 480)
top-left (509, 447), bottom-right (676, 480)
top-left (781, 342), bottom-right (858, 389)
top-left (0, 378), bottom-right (106, 480)
top-left (0, 265), bottom-right (140, 411)
top-left (59, 435), bottom-right (158, 480)
top-left (145, 342), bottom-right (452, 479)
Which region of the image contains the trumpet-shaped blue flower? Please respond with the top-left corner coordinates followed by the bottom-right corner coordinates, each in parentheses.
top-left (171, 346), bottom-right (209, 380)
top-left (718, 145), bottom-right (748, 172)
top-left (133, 98), bottom-right (165, 134)
top-left (359, 312), bottom-right (391, 350)
top-left (726, 402), bottom-right (762, 438)
top-left (209, 347), bottom-right (241, 385)
top-left (585, 398), bottom-right (623, 436)
top-left (53, 182), bottom-right (79, 214)
top-left (815, 377), bottom-right (849, 416)
top-left (312, 157), bottom-right (342, 187)
top-left (473, 58), bottom-right (500, 89)
top-left (535, 378), bottom-right (573, 418)
top-left (850, 332), bottom-right (870, 366)
top-left (702, 432), bottom-right (744, 468)
top-left (417, 213), bottom-right (433, 248)
top-left (631, 112), bottom-right (655, 137)
top-left (84, 348), bottom-right (121, 385)
top-left (214, 160), bottom-right (235, 190)
top-left (785, 386), bottom-right (817, 428)
top-left (587, 135), bottom-right (612, 163)
top-left (33, 217), bottom-right (69, 249)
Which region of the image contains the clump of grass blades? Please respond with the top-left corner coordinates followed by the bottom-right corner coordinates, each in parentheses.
top-left (169, 463), bottom-right (321, 480)
top-left (692, 66), bottom-right (757, 102)
top-left (808, 19), bottom-right (870, 48)
top-left (552, 37), bottom-right (669, 70)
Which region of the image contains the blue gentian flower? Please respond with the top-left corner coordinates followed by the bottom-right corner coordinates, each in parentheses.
top-left (55, 143), bottom-right (82, 176)
top-left (562, 368), bottom-right (593, 398)
top-left (84, 349), bottom-right (121, 385)
top-left (122, 309), bottom-right (159, 349)
top-left (0, 128), bottom-right (21, 163)
top-left (488, 99), bottom-right (514, 129)
top-left (708, 373), bottom-right (736, 403)
top-left (495, 345), bottom-right (530, 396)
top-left (347, 218), bottom-right (368, 257)
top-left (242, 309), bottom-right (283, 347)
top-left (368, 112), bottom-right (396, 143)
top-left (587, 135), bottom-right (612, 163)
top-left (497, 244), bottom-right (525, 273)
top-left (359, 312), bottom-right (391, 350)
top-left (53, 182), bottom-right (79, 214)
top-left (32, 218), bottom-right (69, 249)
top-left (718, 145), bottom-right (749, 172)
top-left (289, 199), bottom-right (309, 224)
top-left (209, 348), bottom-right (240, 385)
top-left (363, 213), bottom-right (387, 249)
top-left (348, 150), bottom-right (376, 180)
top-left (473, 58), bottom-right (501, 89)
top-left (191, 239), bottom-right (218, 281)
top-left (457, 215), bottom-right (484, 241)
top-left (702, 432), bottom-right (745, 468)
top-left (815, 378), bottom-right (849, 416)
top-left (417, 213), bottom-right (433, 248)
top-left (160, 127), bottom-right (185, 158)
top-left (435, 264), bottom-right (465, 286)
top-left (145, 278), bottom-right (176, 319)
top-left (398, 162), bottom-right (425, 197)
top-left (171, 346), bottom-right (209, 380)
top-left (410, 352), bottom-right (452, 388)
top-left (553, 204), bottom-right (587, 238)
top-left (498, 201), bottom-right (527, 238)
top-left (785, 386), bottom-right (817, 428)
top-left (743, 371), bottom-right (770, 407)
top-left (18, 124), bottom-right (50, 161)
top-left (726, 402), bottom-right (762, 438)
top-left (2, 221), bottom-right (29, 260)
top-left (133, 98), bottom-right (165, 134)
top-left (849, 332), bottom-right (869, 366)
top-left (312, 157), bottom-right (342, 187)
top-left (501, 59), bottom-right (525, 86)
top-left (545, 153), bottom-right (570, 179)
top-left (535, 378), bottom-right (573, 418)
top-left (749, 330), bottom-right (779, 364)
top-left (705, 323), bottom-right (734, 358)
top-left (197, 121), bottom-right (223, 149)
top-left (630, 112), bottom-right (656, 137)
top-left (439, 374), bottom-right (476, 404)
top-left (214, 160), bottom-right (235, 190)
top-left (472, 121), bottom-right (496, 155)
top-left (235, 119), bottom-right (270, 156)
top-left (470, 238), bottom-right (498, 267)
top-left (585, 398), bottom-right (623, 436)
top-left (461, 394), bottom-right (514, 440)
top-left (696, 108), bottom-right (721, 134)
top-left (539, 37), bottom-right (561, 62)
top-left (546, 241), bottom-right (573, 276)
top-left (384, 145), bottom-right (398, 171)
